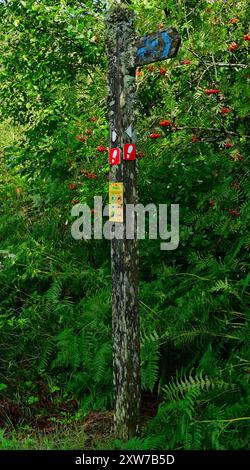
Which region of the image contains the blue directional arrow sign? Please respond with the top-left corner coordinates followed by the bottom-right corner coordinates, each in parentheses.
top-left (135, 27), bottom-right (181, 67)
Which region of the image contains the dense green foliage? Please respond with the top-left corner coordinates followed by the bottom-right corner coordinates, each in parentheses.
top-left (0, 0), bottom-right (249, 450)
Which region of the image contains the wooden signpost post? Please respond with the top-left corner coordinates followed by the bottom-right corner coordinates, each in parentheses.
top-left (105, 3), bottom-right (180, 441)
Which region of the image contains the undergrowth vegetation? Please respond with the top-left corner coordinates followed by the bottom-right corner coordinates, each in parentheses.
top-left (0, 0), bottom-right (249, 450)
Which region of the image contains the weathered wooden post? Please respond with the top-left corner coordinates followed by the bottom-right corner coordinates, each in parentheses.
top-left (105, 2), bottom-right (181, 441)
top-left (106, 4), bottom-right (140, 441)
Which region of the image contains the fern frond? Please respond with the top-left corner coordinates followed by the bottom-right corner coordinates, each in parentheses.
top-left (92, 342), bottom-right (112, 385)
top-left (162, 368), bottom-right (235, 402)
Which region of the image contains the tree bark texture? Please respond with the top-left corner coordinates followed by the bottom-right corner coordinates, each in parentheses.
top-left (105, 5), bottom-right (140, 441)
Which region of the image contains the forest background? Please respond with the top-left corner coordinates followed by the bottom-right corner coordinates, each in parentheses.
top-left (0, 0), bottom-right (249, 450)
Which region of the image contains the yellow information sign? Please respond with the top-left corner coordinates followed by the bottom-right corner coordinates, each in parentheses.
top-left (109, 182), bottom-right (123, 223)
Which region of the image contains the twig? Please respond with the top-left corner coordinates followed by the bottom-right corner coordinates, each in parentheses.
top-left (187, 48), bottom-right (248, 68)
top-left (204, 62), bottom-right (247, 69)
top-left (173, 126), bottom-right (250, 138)
top-left (212, 54), bottom-right (218, 80)
top-left (192, 417), bottom-right (250, 425)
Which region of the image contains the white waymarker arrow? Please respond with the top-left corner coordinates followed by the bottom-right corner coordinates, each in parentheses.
top-left (112, 130), bottom-right (118, 142)
top-left (125, 124), bottom-right (133, 139)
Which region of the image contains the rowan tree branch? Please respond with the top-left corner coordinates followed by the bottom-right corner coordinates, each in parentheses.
top-left (174, 126), bottom-right (250, 138)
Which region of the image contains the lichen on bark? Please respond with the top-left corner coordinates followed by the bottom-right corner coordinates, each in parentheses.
top-left (105, 4), bottom-right (140, 441)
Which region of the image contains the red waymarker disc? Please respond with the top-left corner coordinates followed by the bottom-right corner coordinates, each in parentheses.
top-left (109, 148), bottom-right (121, 165)
top-left (123, 143), bottom-right (136, 160)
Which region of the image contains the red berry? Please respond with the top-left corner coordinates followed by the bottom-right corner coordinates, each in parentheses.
top-left (228, 18), bottom-right (240, 24)
top-left (244, 34), bottom-right (250, 41)
top-left (72, 200), bottom-right (79, 205)
top-left (181, 59), bottom-right (192, 65)
top-left (204, 88), bottom-right (221, 95)
top-left (192, 135), bottom-right (199, 143)
top-left (228, 42), bottom-right (239, 52)
top-left (229, 209), bottom-right (240, 217)
top-left (230, 152), bottom-right (243, 161)
top-left (97, 146), bottom-right (108, 152)
top-left (225, 142), bottom-right (233, 148)
top-left (159, 120), bottom-right (172, 127)
top-left (209, 199), bottom-right (215, 207)
top-left (76, 135), bottom-right (87, 142)
top-left (159, 67), bottom-right (166, 75)
top-left (138, 151), bottom-right (146, 158)
top-left (220, 107), bottom-right (231, 115)
top-left (149, 133), bottom-right (161, 139)
top-left (68, 184), bottom-right (77, 190)
top-left (136, 70), bottom-right (142, 77)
